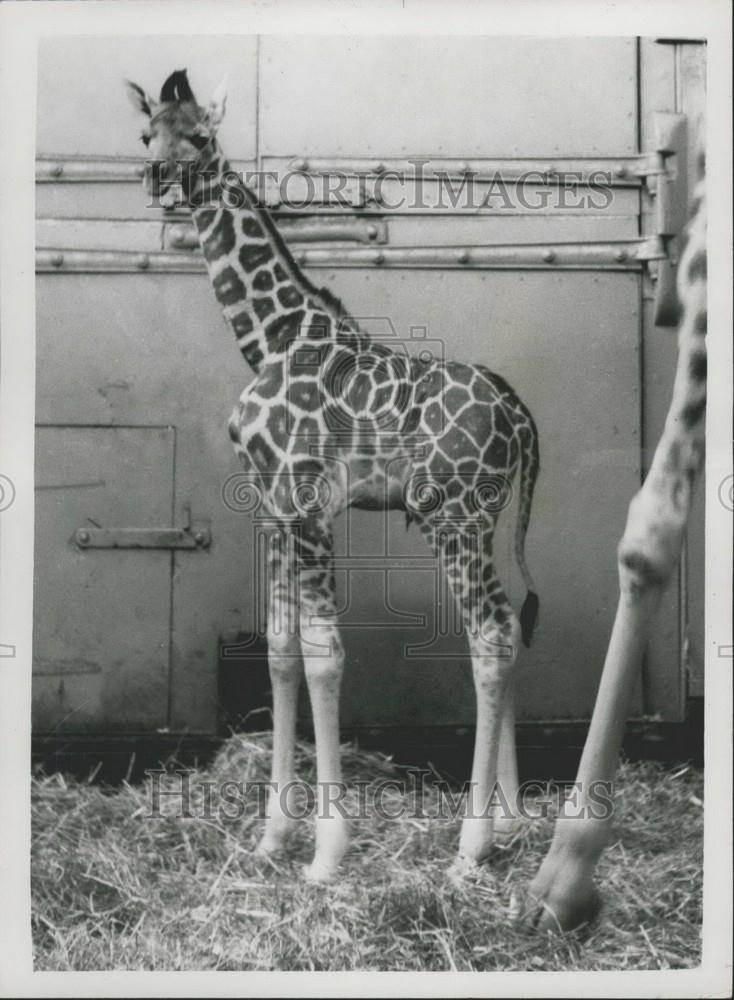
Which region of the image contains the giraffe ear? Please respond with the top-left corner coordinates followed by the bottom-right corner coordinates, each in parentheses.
top-left (125, 80), bottom-right (154, 118)
top-left (206, 78), bottom-right (227, 128)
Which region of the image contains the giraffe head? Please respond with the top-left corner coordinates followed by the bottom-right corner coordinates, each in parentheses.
top-left (124, 69), bottom-right (227, 206)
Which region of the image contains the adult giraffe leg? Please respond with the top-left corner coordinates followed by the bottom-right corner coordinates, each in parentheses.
top-left (256, 528), bottom-right (303, 857)
top-left (296, 514), bottom-right (350, 883)
top-left (523, 173), bottom-right (706, 931)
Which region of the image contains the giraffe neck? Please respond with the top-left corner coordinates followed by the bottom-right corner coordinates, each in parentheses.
top-left (188, 146), bottom-right (354, 374)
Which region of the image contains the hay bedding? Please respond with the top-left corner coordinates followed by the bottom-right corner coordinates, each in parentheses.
top-left (31, 732), bottom-right (702, 971)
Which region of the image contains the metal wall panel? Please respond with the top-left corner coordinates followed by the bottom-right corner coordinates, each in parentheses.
top-left (259, 37), bottom-right (637, 157)
top-left (33, 426), bottom-right (174, 731)
top-left (34, 35), bottom-right (694, 736)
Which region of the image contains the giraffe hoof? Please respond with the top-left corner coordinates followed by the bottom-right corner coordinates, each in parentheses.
top-left (303, 860), bottom-right (340, 884)
top-left (447, 854), bottom-right (484, 884)
top-left (519, 864), bottom-right (602, 934)
top-left (254, 829), bottom-right (293, 858)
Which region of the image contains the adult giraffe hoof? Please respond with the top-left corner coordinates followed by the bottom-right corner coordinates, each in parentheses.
top-left (520, 863), bottom-right (602, 933)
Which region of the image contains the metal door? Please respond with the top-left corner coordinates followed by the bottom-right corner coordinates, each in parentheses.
top-left (33, 426), bottom-right (174, 731)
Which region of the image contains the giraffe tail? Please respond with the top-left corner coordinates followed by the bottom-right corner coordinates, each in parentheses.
top-left (515, 416), bottom-right (540, 647)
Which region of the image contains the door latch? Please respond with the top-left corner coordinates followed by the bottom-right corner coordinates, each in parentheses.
top-left (74, 504), bottom-right (211, 550)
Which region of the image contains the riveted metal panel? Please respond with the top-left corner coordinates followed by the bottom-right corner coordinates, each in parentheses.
top-left (259, 37), bottom-right (637, 157)
top-left (34, 35), bottom-right (695, 738)
top-left (33, 426), bottom-right (174, 732)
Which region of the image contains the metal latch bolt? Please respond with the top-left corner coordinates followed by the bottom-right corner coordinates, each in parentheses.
top-left (74, 503), bottom-right (211, 550)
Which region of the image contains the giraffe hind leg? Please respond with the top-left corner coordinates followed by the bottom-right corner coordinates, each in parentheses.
top-left (419, 519), bottom-right (522, 870)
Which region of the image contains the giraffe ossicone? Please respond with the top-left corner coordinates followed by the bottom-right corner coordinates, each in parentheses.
top-left (127, 69), bottom-right (541, 881)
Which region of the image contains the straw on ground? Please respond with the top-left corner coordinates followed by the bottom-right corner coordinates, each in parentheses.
top-left (31, 733), bottom-right (702, 971)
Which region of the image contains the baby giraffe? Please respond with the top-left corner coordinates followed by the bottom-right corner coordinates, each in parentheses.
top-left (126, 70), bottom-right (540, 882)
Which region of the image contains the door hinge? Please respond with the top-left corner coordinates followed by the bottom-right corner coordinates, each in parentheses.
top-left (645, 112), bottom-right (690, 327)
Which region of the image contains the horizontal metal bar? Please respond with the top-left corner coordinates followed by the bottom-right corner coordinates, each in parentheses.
top-left (36, 153), bottom-right (663, 187)
top-left (293, 239), bottom-right (664, 269)
top-left (163, 217), bottom-right (387, 250)
top-left (36, 155), bottom-right (254, 183)
top-left (37, 157), bottom-right (147, 182)
top-left (38, 248), bottom-right (203, 272)
top-left (283, 155), bottom-right (663, 184)
top-left (37, 238), bottom-right (664, 274)
top-left (74, 525), bottom-right (211, 549)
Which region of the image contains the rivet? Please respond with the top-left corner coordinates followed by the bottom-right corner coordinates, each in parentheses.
top-left (543, 249), bottom-right (556, 263)
top-left (373, 251), bottom-right (385, 265)
top-left (372, 162), bottom-right (385, 174)
top-left (136, 165), bottom-right (145, 178)
top-left (456, 249), bottom-right (470, 264)
top-left (76, 529), bottom-right (90, 545)
top-left (291, 158), bottom-right (308, 172)
top-left (51, 252), bottom-right (64, 268)
top-left (459, 162), bottom-right (471, 174)
top-left (615, 164), bottom-right (628, 179)
top-left (298, 252), bottom-right (308, 266)
top-left (51, 163), bottom-right (63, 178)
top-left (366, 224), bottom-right (378, 240)
top-left (649, 271), bottom-right (658, 284)
top-left (193, 530), bottom-right (205, 545)
top-left (137, 254), bottom-right (150, 270)
top-left (614, 249), bottom-right (628, 263)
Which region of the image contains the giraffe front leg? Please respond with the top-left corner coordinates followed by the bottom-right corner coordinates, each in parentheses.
top-left (296, 521), bottom-right (350, 883)
top-left (452, 618), bottom-right (520, 874)
top-left (256, 534), bottom-right (303, 858)
top-left (255, 627), bottom-right (302, 857)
